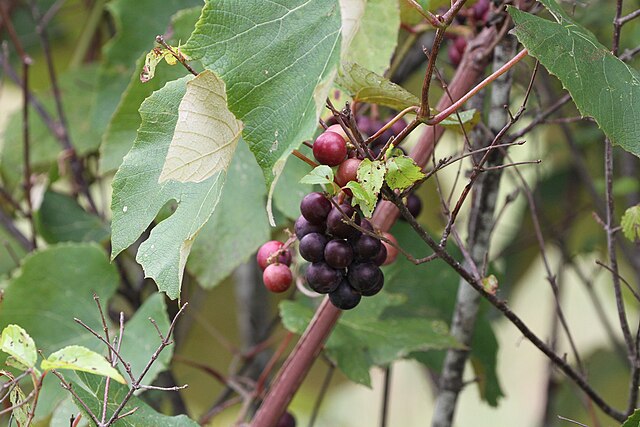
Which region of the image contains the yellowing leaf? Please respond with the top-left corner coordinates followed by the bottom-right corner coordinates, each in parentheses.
top-left (41, 345), bottom-right (126, 384)
top-left (0, 324), bottom-right (37, 369)
top-left (159, 70), bottom-right (243, 183)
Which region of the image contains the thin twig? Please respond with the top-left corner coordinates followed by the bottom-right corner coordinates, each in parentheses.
top-left (155, 35), bottom-right (198, 76)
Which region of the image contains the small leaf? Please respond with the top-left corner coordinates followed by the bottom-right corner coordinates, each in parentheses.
top-left (357, 158), bottom-right (386, 198)
top-left (140, 48), bottom-right (167, 83)
top-left (385, 156), bottom-right (425, 191)
top-left (346, 181), bottom-right (377, 218)
top-left (159, 70), bottom-right (243, 183)
top-left (1, 371), bottom-right (30, 425)
top-left (621, 205), bottom-right (640, 242)
top-left (300, 165), bottom-right (335, 186)
top-left (41, 346), bottom-right (126, 384)
top-left (336, 63), bottom-right (420, 110)
top-left (0, 325), bottom-right (37, 369)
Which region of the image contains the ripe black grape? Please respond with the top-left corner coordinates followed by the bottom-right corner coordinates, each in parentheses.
top-left (347, 262), bottom-right (383, 294)
top-left (360, 274), bottom-right (384, 297)
top-left (372, 242), bottom-right (387, 266)
top-left (299, 233), bottom-right (327, 263)
top-left (300, 192), bottom-right (331, 224)
top-left (305, 262), bottom-right (341, 294)
top-left (294, 215), bottom-right (325, 239)
top-left (324, 239), bottom-right (354, 269)
top-left (353, 234), bottom-right (382, 260)
top-left (329, 279), bottom-right (361, 310)
top-left (326, 204), bottom-right (361, 239)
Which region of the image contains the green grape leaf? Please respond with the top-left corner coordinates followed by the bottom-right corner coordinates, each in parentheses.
top-left (110, 76), bottom-right (226, 299)
top-left (300, 165), bottom-right (335, 186)
top-left (72, 372), bottom-right (198, 426)
top-left (183, 0), bottom-right (341, 196)
top-left (100, 7), bottom-right (201, 173)
top-left (622, 409), bottom-right (640, 427)
top-left (508, 1), bottom-right (640, 157)
top-left (0, 324), bottom-right (37, 369)
top-left (118, 293), bottom-right (172, 382)
top-left (1, 371), bottom-right (30, 425)
top-left (41, 346), bottom-right (126, 384)
top-left (385, 156), bottom-right (425, 191)
top-left (93, 0), bottom-right (201, 130)
top-left (186, 143), bottom-right (270, 289)
top-left (621, 205), bottom-right (640, 242)
top-left (280, 296), bottom-right (460, 387)
top-left (36, 190), bottom-right (110, 244)
top-left (346, 181), bottom-right (377, 218)
top-left (159, 70), bottom-right (243, 183)
top-left (357, 158), bottom-right (386, 197)
top-left (336, 62), bottom-right (420, 110)
top-left (346, 0), bottom-right (400, 75)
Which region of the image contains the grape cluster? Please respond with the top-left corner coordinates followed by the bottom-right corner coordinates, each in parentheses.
top-left (257, 240), bottom-right (293, 293)
top-left (295, 191), bottom-right (388, 310)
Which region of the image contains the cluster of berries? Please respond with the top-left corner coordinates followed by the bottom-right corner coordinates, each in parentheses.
top-left (295, 191), bottom-right (394, 309)
top-left (257, 114), bottom-right (428, 309)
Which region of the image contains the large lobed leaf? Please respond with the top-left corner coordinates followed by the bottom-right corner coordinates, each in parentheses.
top-left (183, 0), bottom-right (342, 191)
top-left (110, 76), bottom-right (226, 299)
top-left (508, 0), bottom-right (640, 157)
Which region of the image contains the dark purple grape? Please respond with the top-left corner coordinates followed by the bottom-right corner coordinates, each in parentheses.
top-left (372, 243), bottom-right (387, 266)
top-left (361, 273), bottom-right (384, 297)
top-left (305, 262), bottom-right (341, 293)
top-left (329, 279), bottom-right (361, 310)
top-left (300, 192), bottom-right (331, 224)
top-left (353, 234), bottom-right (382, 260)
top-left (276, 411), bottom-right (297, 427)
top-left (472, 0), bottom-right (490, 22)
top-left (294, 215), bottom-right (325, 239)
top-left (347, 262), bottom-right (383, 294)
top-left (324, 239), bottom-right (354, 269)
top-left (299, 233), bottom-right (327, 262)
top-left (327, 204), bottom-right (361, 238)
top-left (400, 193), bottom-right (422, 223)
